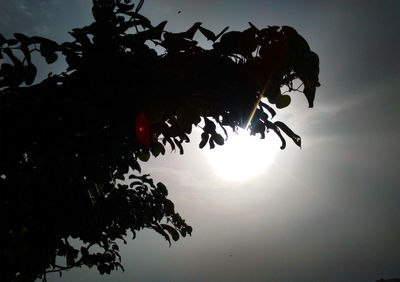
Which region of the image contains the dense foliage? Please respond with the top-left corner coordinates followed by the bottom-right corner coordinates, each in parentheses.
top-left (0, 0), bottom-right (320, 280)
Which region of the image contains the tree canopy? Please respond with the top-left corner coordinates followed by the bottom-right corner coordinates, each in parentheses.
top-left (0, 0), bottom-right (320, 280)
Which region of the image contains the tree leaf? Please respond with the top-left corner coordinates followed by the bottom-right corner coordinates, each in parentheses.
top-left (152, 223), bottom-right (171, 246)
top-left (156, 182), bottom-right (168, 196)
top-left (137, 20), bottom-right (167, 41)
top-left (265, 120), bottom-right (286, 150)
top-left (151, 142), bottom-right (165, 157)
top-left (24, 63), bottom-right (37, 85)
top-left (214, 26), bottom-right (229, 41)
top-left (275, 94), bottom-right (291, 109)
top-left (163, 137), bottom-right (176, 152)
top-left (116, 2), bottom-right (135, 12)
top-left (203, 117), bottom-right (216, 133)
top-left (14, 33), bottom-right (30, 44)
top-left (259, 101), bottom-right (276, 118)
top-left (130, 159), bottom-right (141, 173)
top-left (138, 151), bottom-right (150, 162)
top-left (274, 121), bottom-right (301, 148)
top-left (3, 47), bottom-right (23, 68)
top-left (303, 83), bottom-right (315, 108)
top-left (39, 39), bottom-right (59, 57)
top-left (0, 63), bottom-right (24, 87)
top-left (135, 0), bottom-right (144, 13)
top-left (209, 138), bottom-right (215, 149)
top-left (212, 133), bottom-right (224, 146)
top-left (129, 181), bottom-right (142, 188)
top-left (0, 33), bottom-right (6, 45)
top-left (186, 226), bottom-right (193, 236)
top-left (6, 39), bottom-right (18, 46)
top-left (45, 53), bottom-right (58, 64)
top-left (199, 132), bottom-right (209, 149)
top-left (175, 22), bottom-right (201, 40)
top-left (161, 224), bottom-right (179, 241)
top-left (174, 138), bottom-right (184, 154)
top-left (198, 26), bottom-right (216, 41)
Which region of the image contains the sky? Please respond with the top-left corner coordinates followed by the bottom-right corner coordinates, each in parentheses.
top-left (1, 0), bottom-right (399, 281)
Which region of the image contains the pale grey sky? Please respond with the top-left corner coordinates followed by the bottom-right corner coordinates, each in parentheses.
top-left (1, 0), bottom-right (399, 281)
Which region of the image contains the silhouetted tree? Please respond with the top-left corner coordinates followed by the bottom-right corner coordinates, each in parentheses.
top-left (0, 0), bottom-right (320, 280)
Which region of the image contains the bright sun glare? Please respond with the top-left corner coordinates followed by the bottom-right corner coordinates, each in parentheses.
top-left (204, 127), bottom-right (280, 182)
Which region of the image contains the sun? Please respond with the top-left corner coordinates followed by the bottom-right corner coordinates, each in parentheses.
top-left (203, 127), bottom-right (280, 182)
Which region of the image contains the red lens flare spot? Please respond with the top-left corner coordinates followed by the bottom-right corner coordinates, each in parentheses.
top-left (135, 112), bottom-right (151, 147)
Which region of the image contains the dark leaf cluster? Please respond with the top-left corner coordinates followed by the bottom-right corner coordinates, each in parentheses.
top-left (0, 0), bottom-right (319, 280)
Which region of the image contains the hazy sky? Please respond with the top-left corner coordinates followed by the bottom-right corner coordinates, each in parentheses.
top-left (1, 0), bottom-right (399, 281)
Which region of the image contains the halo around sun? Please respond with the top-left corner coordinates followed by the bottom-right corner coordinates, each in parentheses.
top-left (203, 127), bottom-right (280, 182)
